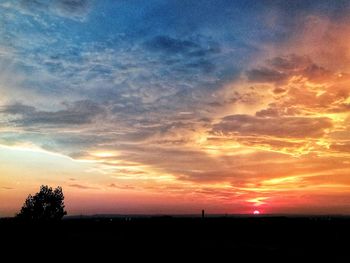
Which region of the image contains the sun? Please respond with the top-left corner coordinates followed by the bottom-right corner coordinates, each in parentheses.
top-left (253, 210), bottom-right (260, 215)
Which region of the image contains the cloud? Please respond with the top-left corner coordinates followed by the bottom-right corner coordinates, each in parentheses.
top-left (18, 0), bottom-right (92, 21)
top-left (69, 183), bottom-right (97, 189)
top-left (330, 143), bottom-right (350, 153)
top-left (1, 187), bottom-right (13, 190)
top-left (1, 104), bottom-right (36, 115)
top-left (109, 183), bottom-right (135, 190)
top-left (144, 35), bottom-right (220, 57)
top-left (246, 54), bottom-right (333, 84)
top-left (255, 108), bottom-right (280, 117)
top-left (143, 35), bottom-right (221, 73)
top-left (246, 67), bottom-right (288, 83)
top-left (212, 114), bottom-right (332, 138)
top-left (245, 54), bottom-right (350, 119)
top-left (55, 0), bottom-right (91, 15)
top-left (145, 35), bottom-right (199, 54)
top-left (1, 100), bottom-right (104, 126)
top-left (267, 54), bottom-right (312, 72)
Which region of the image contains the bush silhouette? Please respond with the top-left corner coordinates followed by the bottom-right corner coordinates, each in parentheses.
top-left (17, 185), bottom-right (67, 220)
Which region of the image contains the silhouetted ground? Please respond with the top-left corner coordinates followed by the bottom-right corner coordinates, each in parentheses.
top-left (1, 216), bottom-right (349, 261)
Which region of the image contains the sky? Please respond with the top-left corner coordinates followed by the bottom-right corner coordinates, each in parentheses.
top-left (1, 0), bottom-right (350, 216)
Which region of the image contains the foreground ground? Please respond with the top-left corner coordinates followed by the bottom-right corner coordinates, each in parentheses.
top-left (1, 216), bottom-right (349, 260)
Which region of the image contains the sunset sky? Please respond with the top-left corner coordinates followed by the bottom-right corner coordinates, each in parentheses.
top-left (1, 0), bottom-right (350, 216)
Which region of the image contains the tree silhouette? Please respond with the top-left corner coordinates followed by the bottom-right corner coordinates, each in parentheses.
top-left (17, 185), bottom-right (67, 220)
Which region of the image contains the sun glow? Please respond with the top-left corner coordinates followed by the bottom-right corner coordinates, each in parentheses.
top-left (253, 210), bottom-right (260, 215)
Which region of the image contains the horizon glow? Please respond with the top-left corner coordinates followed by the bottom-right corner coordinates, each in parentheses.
top-left (1, 0), bottom-right (350, 216)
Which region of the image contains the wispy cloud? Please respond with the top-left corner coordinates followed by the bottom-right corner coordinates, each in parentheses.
top-left (1, 0), bottom-right (92, 21)
top-left (69, 183), bottom-right (98, 190)
top-left (1, 187), bottom-right (14, 190)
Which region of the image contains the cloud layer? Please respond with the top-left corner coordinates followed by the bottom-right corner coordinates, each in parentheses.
top-left (1, 0), bottom-right (350, 215)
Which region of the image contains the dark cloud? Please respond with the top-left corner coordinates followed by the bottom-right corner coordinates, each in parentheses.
top-left (2, 104), bottom-right (36, 115)
top-left (273, 87), bottom-right (287, 94)
top-left (212, 114), bottom-right (332, 138)
top-left (144, 35), bottom-right (221, 74)
top-left (69, 183), bottom-right (97, 189)
top-left (144, 35), bottom-right (220, 57)
top-left (49, 134), bottom-right (109, 149)
top-left (302, 64), bottom-right (332, 81)
top-left (247, 54), bottom-right (333, 83)
top-left (143, 35), bottom-right (220, 73)
top-left (1, 100), bottom-right (104, 126)
top-left (246, 67), bottom-right (287, 83)
top-left (145, 35), bottom-right (199, 54)
top-left (267, 54), bottom-right (312, 71)
top-left (255, 108), bottom-right (280, 117)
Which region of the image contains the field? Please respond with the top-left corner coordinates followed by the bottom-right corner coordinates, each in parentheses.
top-left (1, 216), bottom-right (349, 260)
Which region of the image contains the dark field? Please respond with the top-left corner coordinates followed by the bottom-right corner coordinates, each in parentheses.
top-left (1, 216), bottom-right (349, 261)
